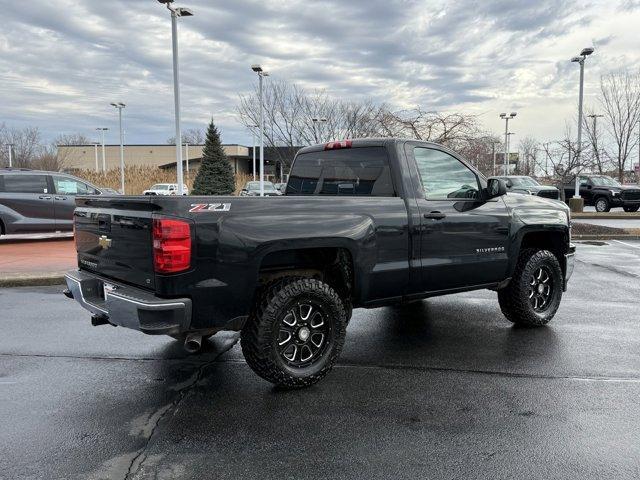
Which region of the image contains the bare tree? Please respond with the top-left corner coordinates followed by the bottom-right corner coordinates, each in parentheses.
top-left (538, 123), bottom-right (591, 201)
top-left (516, 136), bottom-right (539, 176)
top-left (599, 70), bottom-right (640, 182)
top-left (0, 124), bottom-right (43, 168)
top-left (238, 78), bottom-right (487, 174)
top-left (238, 79), bottom-right (389, 171)
top-left (166, 128), bottom-right (205, 145)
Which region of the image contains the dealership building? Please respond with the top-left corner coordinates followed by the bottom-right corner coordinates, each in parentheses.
top-left (57, 144), bottom-right (299, 181)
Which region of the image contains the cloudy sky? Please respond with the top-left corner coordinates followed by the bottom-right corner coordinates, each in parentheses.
top-left (1, 0), bottom-right (639, 146)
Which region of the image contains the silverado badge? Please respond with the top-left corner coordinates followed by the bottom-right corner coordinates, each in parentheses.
top-left (98, 235), bottom-right (112, 249)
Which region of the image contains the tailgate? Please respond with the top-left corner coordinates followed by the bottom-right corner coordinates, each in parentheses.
top-left (74, 196), bottom-right (158, 290)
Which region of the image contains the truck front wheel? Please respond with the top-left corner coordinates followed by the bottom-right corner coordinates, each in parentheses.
top-left (498, 249), bottom-right (563, 327)
top-left (241, 278), bottom-right (347, 388)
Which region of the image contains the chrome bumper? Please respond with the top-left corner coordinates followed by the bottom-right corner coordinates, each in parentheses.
top-left (564, 244), bottom-right (576, 290)
top-left (64, 270), bottom-right (191, 335)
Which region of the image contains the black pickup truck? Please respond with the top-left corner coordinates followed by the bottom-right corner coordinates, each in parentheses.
top-left (64, 138), bottom-right (575, 388)
top-left (563, 174), bottom-right (640, 212)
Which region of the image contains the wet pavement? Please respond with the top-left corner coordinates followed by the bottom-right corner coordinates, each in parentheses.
top-left (1, 240), bottom-right (639, 479)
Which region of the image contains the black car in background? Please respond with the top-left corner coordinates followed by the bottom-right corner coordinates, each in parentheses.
top-left (490, 175), bottom-right (559, 200)
top-left (0, 168), bottom-right (111, 235)
top-left (563, 174), bottom-right (640, 212)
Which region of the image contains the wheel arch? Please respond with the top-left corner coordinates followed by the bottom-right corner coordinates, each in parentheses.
top-left (256, 245), bottom-right (356, 305)
top-left (510, 227), bottom-right (570, 281)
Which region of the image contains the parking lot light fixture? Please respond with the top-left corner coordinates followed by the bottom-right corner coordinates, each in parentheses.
top-left (110, 102), bottom-right (126, 194)
top-left (571, 47), bottom-right (595, 198)
top-left (159, 0), bottom-right (193, 196)
top-left (252, 65), bottom-right (269, 196)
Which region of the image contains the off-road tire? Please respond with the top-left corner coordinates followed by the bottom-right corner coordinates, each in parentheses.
top-left (623, 205), bottom-right (639, 212)
top-left (241, 277), bottom-right (347, 388)
top-left (498, 248), bottom-right (563, 327)
top-left (595, 197), bottom-right (610, 212)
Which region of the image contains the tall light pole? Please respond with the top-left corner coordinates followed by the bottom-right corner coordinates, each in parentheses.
top-left (159, 0), bottom-right (193, 196)
top-left (571, 47), bottom-right (595, 198)
top-left (586, 113), bottom-right (604, 172)
top-left (249, 124), bottom-right (258, 181)
top-left (93, 143), bottom-right (99, 172)
top-left (110, 102), bottom-right (126, 194)
top-left (184, 142), bottom-right (189, 175)
top-left (311, 117), bottom-right (327, 143)
top-left (6, 143), bottom-right (13, 168)
top-left (252, 64), bottom-right (269, 196)
top-left (500, 112), bottom-right (516, 175)
top-left (96, 128), bottom-right (108, 172)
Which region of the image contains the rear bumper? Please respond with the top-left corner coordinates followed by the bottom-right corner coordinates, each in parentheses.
top-left (64, 270), bottom-right (191, 335)
top-left (564, 244), bottom-right (576, 291)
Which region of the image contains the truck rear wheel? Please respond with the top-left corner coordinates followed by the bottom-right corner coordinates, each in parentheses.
top-left (241, 278), bottom-right (347, 388)
top-left (623, 205), bottom-right (639, 212)
top-left (497, 248), bottom-right (563, 327)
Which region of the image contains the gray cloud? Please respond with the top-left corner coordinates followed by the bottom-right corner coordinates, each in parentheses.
top-left (0, 0), bottom-right (636, 145)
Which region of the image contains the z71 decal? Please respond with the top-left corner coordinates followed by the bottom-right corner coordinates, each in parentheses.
top-left (189, 203), bottom-right (231, 213)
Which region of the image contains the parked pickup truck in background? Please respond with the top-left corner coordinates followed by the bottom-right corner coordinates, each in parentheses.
top-left (64, 138), bottom-right (575, 388)
top-left (563, 174), bottom-right (640, 212)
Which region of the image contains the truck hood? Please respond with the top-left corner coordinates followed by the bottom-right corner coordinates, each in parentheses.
top-left (501, 192), bottom-right (570, 226)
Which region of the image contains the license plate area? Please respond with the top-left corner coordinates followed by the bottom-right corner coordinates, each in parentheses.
top-left (103, 282), bottom-right (117, 300)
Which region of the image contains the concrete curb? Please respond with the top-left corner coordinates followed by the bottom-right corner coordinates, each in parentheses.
top-left (572, 213), bottom-right (640, 219)
top-left (573, 234), bottom-right (640, 241)
top-left (0, 272), bottom-right (67, 288)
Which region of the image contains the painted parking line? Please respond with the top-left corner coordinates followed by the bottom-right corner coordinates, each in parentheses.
top-left (612, 239), bottom-right (640, 250)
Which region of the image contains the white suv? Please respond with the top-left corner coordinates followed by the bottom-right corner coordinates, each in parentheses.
top-left (143, 184), bottom-right (189, 195)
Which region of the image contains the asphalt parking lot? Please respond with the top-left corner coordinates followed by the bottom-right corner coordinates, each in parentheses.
top-left (1, 240), bottom-right (639, 479)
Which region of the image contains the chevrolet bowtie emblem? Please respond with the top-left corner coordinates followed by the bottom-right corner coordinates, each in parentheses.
top-left (98, 235), bottom-right (112, 249)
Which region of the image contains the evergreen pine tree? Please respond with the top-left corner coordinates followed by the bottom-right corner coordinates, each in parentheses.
top-left (192, 120), bottom-right (235, 195)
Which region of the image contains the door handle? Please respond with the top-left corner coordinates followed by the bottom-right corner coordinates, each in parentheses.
top-left (39, 195), bottom-right (52, 200)
top-left (54, 196), bottom-right (67, 200)
top-left (423, 211), bottom-right (446, 220)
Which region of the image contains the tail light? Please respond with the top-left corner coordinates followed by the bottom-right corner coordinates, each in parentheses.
top-left (324, 139), bottom-right (352, 150)
top-left (153, 218), bottom-right (192, 274)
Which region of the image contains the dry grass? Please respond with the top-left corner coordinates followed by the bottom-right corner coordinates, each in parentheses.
top-left (73, 166), bottom-right (252, 196)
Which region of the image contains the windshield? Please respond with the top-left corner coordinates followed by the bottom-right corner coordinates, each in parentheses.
top-left (151, 184), bottom-right (169, 190)
top-left (591, 176), bottom-right (621, 187)
top-left (510, 177), bottom-right (540, 187)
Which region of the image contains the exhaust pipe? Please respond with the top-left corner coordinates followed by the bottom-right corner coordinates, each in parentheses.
top-left (184, 333), bottom-right (202, 353)
top-left (91, 314), bottom-right (111, 327)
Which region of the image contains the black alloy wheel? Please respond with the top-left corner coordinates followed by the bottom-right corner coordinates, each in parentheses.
top-left (277, 302), bottom-right (332, 368)
top-left (528, 266), bottom-right (554, 313)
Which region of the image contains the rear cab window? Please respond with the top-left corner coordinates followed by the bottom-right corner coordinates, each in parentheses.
top-left (286, 147), bottom-right (395, 196)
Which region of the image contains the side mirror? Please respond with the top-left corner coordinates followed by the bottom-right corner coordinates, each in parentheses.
top-left (485, 178), bottom-right (507, 199)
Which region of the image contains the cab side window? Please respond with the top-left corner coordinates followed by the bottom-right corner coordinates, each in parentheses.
top-left (3, 174), bottom-right (49, 193)
top-left (53, 176), bottom-right (96, 195)
top-left (414, 147), bottom-right (480, 200)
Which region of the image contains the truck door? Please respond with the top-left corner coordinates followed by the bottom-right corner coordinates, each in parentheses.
top-left (408, 145), bottom-right (510, 292)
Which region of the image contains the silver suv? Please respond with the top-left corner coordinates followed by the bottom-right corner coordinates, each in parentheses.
top-left (0, 168), bottom-right (112, 235)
